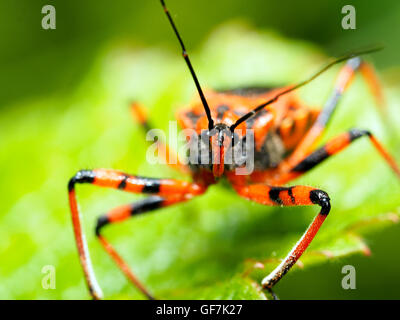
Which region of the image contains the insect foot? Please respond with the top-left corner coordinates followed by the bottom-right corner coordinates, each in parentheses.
top-left (310, 189), bottom-right (331, 216)
top-left (261, 189), bottom-right (331, 296)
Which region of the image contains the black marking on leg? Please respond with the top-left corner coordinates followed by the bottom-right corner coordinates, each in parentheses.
top-left (309, 189), bottom-right (331, 215)
top-left (118, 175), bottom-right (129, 190)
top-left (95, 197), bottom-right (164, 235)
top-left (139, 178), bottom-right (161, 193)
top-left (349, 128), bottom-right (370, 141)
top-left (68, 170), bottom-right (95, 191)
top-left (95, 215), bottom-right (110, 236)
top-left (291, 147), bottom-right (330, 172)
top-left (269, 187), bottom-right (287, 205)
top-left (287, 187), bottom-right (295, 204)
top-left (131, 196), bottom-right (164, 215)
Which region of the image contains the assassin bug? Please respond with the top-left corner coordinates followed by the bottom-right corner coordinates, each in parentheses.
top-left (68, 0), bottom-right (400, 300)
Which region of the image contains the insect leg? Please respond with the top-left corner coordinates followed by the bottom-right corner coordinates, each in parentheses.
top-left (95, 195), bottom-right (190, 300)
top-left (286, 57), bottom-right (385, 167)
top-left (274, 128), bottom-right (400, 184)
top-left (233, 184), bottom-right (331, 292)
top-left (131, 102), bottom-right (189, 174)
top-left (68, 168), bottom-right (206, 299)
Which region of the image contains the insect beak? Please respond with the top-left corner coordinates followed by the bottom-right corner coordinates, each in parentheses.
top-left (212, 145), bottom-right (225, 178)
top-left (212, 130), bottom-right (231, 178)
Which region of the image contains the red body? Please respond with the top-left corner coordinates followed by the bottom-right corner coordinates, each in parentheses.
top-left (177, 87), bottom-right (319, 185)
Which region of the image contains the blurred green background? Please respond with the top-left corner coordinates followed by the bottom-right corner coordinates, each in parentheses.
top-left (0, 0), bottom-right (400, 299)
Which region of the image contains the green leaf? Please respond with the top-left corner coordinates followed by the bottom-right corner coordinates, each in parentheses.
top-left (0, 22), bottom-right (399, 300)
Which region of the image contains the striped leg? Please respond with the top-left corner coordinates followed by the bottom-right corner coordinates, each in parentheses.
top-left (244, 129), bottom-right (399, 296)
top-left (286, 57), bottom-right (384, 168)
top-left (68, 168), bottom-right (206, 299)
top-left (233, 184), bottom-right (331, 295)
top-left (274, 128), bottom-right (400, 185)
top-left (131, 102), bottom-right (189, 174)
top-left (95, 196), bottom-right (185, 300)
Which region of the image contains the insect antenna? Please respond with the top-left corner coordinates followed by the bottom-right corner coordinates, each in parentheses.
top-left (230, 45), bottom-right (384, 131)
top-left (160, 0), bottom-right (214, 130)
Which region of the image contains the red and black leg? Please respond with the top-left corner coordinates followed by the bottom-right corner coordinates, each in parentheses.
top-left (234, 127), bottom-right (399, 296)
top-left (232, 59), bottom-right (391, 298)
top-left (95, 196), bottom-right (181, 300)
top-left (233, 183), bottom-right (331, 297)
top-left (242, 129), bottom-right (399, 297)
top-left (275, 128), bottom-right (400, 184)
top-left (68, 168), bottom-right (206, 299)
top-left (286, 57), bottom-right (385, 168)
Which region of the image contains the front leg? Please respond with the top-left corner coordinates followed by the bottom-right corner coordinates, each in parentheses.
top-left (68, 169), bottom-right (206, 299)
top-left (233, 184), bottom-right (331, 295)
top-left (95, 196), bottom-right (185, 300)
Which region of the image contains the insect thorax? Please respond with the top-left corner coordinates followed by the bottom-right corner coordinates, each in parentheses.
top-left (254, 131), bottom-right (286, 170)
